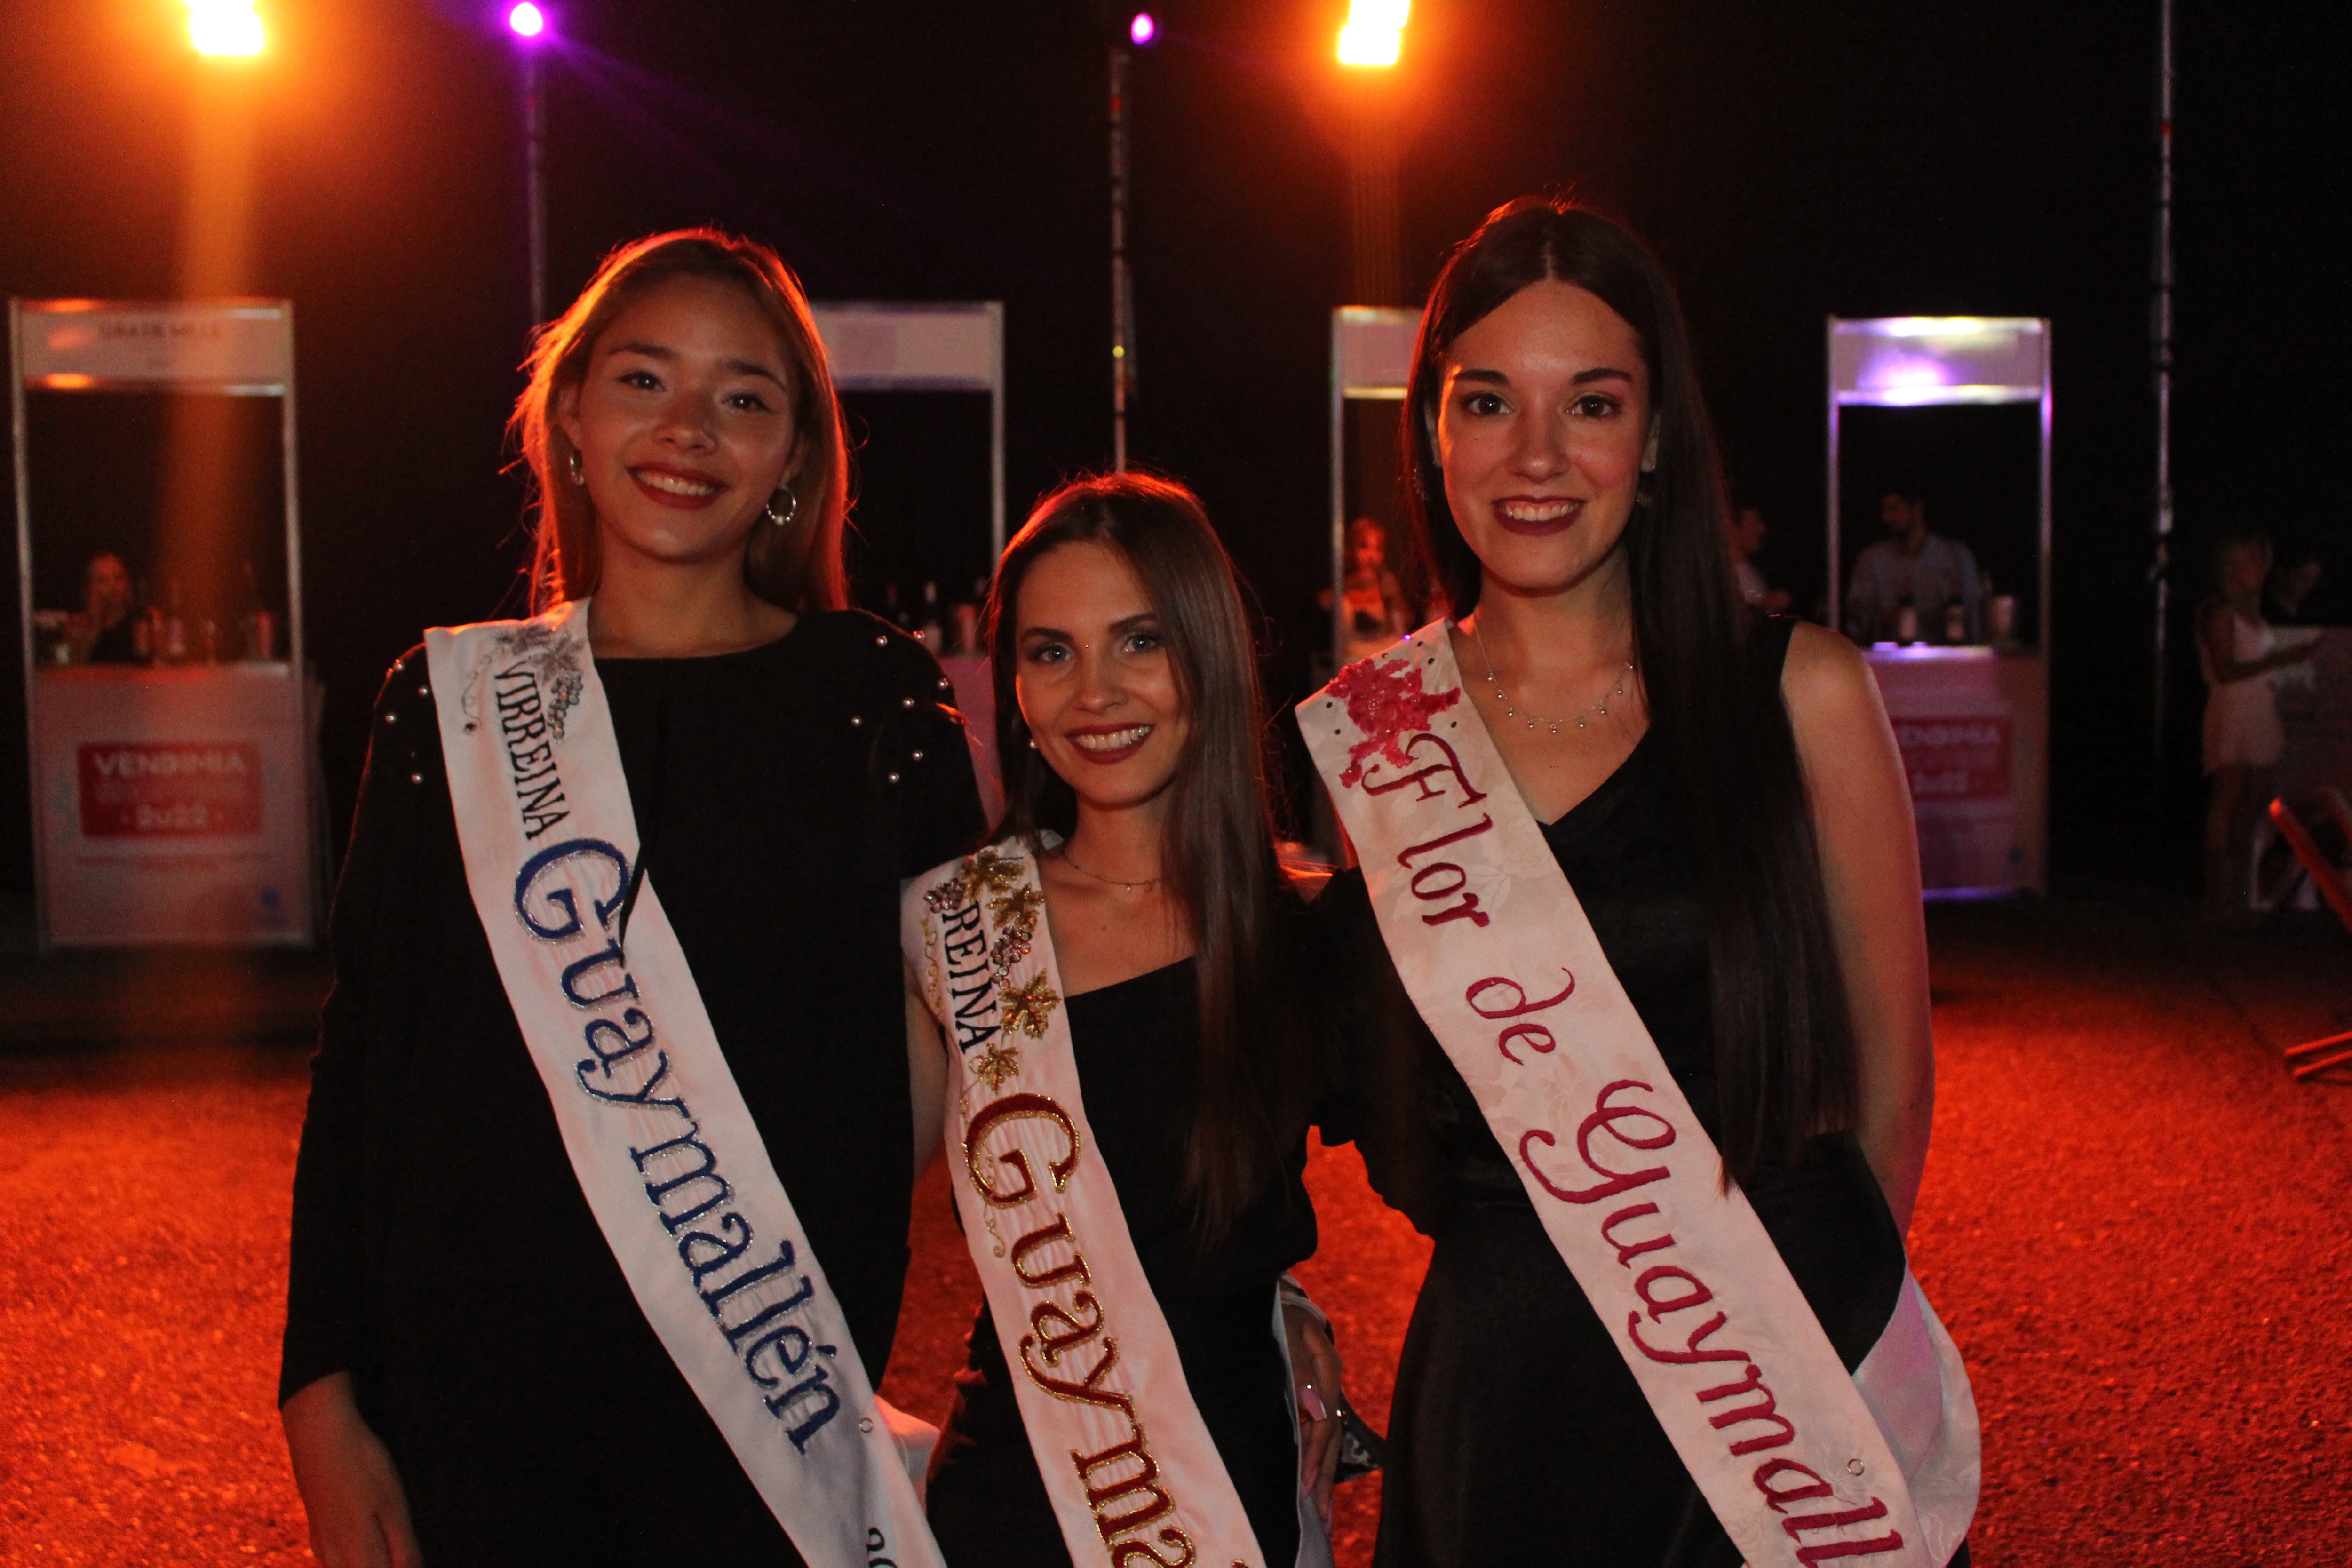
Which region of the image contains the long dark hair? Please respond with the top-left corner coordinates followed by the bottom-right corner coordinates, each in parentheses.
top-left (1404, 197), bottom-right (1857, 1178)
top-left (511, 229), bottom-right (852, 614)
top-left (984, 473), bottom-right (1310, 1243)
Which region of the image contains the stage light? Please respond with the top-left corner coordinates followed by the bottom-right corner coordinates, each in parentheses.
top-left (186, 0), bottom-right (265, 57)
top-left (1337, 0), bottom-right (1408, 66)
top-left (1128, 12), bottom-right (1157, 47)
top-left (508, 3), bottom-right (547, 39)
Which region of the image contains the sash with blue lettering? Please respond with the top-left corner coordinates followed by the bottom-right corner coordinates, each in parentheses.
top-left (426, 600), bottom-right (942, 1568)
top-left (1299, 624), bottom-right (1979, 1568)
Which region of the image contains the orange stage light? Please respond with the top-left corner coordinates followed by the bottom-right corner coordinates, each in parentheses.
top-left (1337, 0), bottom-right (1408, 67)
top-left (187, 0), bottom-right (265, 58)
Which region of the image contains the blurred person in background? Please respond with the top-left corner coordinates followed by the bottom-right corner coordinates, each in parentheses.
top-left (2200, 530), bottom-right (2317, 926)
top-left (1725, 501), bottom-right (1791, 613)
top-left (1322, 513), bottom-right (1414, 663)
top-left (2264, 544), bottom-right (2326, 627)
top-left (65, 550), bottom-right (142, 664)
top-left (1845, 487), bottom-right (1980, 644)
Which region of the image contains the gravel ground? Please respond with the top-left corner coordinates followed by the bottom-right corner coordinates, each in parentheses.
top-left (2, 900), bottom-right (2345, 1566)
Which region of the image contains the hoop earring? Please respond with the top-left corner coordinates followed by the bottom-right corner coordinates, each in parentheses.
top-left (761, 488), bottom-right (799, 529)
top-left (565, 448), bottom-right (586, 487)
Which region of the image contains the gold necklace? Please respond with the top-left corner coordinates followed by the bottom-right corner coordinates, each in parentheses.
top-left (1058, 846), bottom-right (1163, 893)
top-left (1472, 621), bottom-right (1634, 737)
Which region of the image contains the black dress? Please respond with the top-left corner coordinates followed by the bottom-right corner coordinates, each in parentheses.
top-left (1319, 621), bottom-right (1916, 1568)
top-left (925, 958), bottom-right (1317, 1568)
top-left (282, 612), bottom-right (984, 1568)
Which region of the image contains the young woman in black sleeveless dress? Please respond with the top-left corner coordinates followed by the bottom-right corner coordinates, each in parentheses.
top-left (1318, 199), bottom-right (1965, 1566)
top-left (917, 474), bottom-right (1345, 1566)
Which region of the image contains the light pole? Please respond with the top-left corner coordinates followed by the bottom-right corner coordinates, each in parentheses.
top-left (2150, 0), bottom-right (2175, 760)
top-left (1110, 14), bottom-right (1155, 471)
top-left (509, 4), bottom-right (551, 330)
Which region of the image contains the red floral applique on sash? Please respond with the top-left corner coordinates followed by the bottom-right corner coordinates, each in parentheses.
top-left (1327, 653), bottom-right (1463, 789)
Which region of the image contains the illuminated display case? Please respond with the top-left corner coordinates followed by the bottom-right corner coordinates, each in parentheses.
top-left (1828, 316), bottom-right (2052, 896)
top-left (10, 297), bottom-right (319, 948)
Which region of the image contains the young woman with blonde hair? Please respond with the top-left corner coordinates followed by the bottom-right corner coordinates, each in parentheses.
top-left (281, 229), bottom-right (981, 1568)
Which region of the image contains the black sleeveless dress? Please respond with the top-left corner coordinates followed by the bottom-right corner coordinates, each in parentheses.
top-left (1318, 620), bottom-right (1918, 1568)
top-left (925, 958), bottom-right (1316, 1568)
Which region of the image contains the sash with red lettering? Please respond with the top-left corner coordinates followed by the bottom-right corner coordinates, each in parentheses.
top-left (903, 840), bottom-right (1332, 1568)
top-left (427, 601), bottom-right (943, 1568)
top-left (1298, 625), bottom-right (1978, 1568)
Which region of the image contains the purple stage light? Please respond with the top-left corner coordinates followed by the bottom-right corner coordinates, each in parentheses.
top-left (1128, 12), bottom-right (1157, 46)
top-left (508, 3), bottom-right (547, 39)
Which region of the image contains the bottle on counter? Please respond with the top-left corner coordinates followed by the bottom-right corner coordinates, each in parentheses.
top-left (160, 579), bottom-right (188, 665)
top-left (917, 580), bottom-right (944, 654)
top-left (131, 577), bottom-right (156, 663)
top-left (240, 562), bottom-right (278, 661)
top-left (1894, 593), bottom-right (1919, 645)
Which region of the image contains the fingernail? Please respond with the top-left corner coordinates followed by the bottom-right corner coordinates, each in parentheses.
top-left (1299, 1387), bottom-right (1328, 1421)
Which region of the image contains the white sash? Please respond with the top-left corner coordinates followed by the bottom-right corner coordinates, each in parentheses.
top-left (426, 601), bottom-right (943, 1568)
top-left (1299, 625), bottom-right (1978, 1568)
top-left (902, 840), bottom-right (1332, 1568)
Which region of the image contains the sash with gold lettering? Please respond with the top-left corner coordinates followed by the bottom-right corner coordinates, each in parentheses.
top-left (902, 840), bottom-right (1332, 1568)
top-left (1299, 625), bottom-right (1978, 1568)
top-left (426, 601), bottom-right (943, 1568)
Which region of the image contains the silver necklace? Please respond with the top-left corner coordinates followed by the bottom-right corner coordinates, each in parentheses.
top-left (1472, 621), bottom-right (1634, 736)
top-left (1058, 846), bottom-right (1163, 893)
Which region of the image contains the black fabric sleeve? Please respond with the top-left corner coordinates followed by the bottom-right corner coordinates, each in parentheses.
top-left (868, 629), bottom-right (987, 876)
top-left (279, 649), bottom-right (431, 1405)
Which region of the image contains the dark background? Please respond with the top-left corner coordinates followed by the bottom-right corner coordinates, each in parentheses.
top-left (0, 0), bottom-right (2343, 900)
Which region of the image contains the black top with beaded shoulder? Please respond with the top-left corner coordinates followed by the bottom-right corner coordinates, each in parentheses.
top-left (281, 611), bottom-right (985, 1420)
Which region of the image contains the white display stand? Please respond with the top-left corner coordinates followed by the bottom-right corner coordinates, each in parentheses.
top-left (1327, 306), bottom-right (1418, 662)
top-left (811, 301), bottom-right (1006, 557)
top-left (1828, 316), bottom-right (2052, 896)
top-left (10, 298), bottom-right (315, 948)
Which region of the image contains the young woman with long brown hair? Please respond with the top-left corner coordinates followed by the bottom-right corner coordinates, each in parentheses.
top-left (904, 473), bottom-right (1345, 1568)
top-left (1311, 198), bottom-right (1976, 1566)
top-left (280, 229), bottom-right (981, 1567)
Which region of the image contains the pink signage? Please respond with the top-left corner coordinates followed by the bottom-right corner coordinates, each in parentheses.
top-left (1891, 716), bottom-right (2012, 803)
top-left (78, 742), bottom-right (263, 837)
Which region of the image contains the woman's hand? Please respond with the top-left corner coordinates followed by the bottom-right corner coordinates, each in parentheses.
top-left (1282, 1301), bottom-right (1346, 1525)
top-left (282, 1373), bottom-right (421, 1568)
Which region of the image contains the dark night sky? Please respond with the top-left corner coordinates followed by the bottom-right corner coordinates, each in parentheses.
top-left (0, 0), bottom-right (2344, 898)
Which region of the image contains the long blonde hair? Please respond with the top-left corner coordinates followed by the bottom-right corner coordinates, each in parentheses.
top-left (509, 229), bottom-right (852, 613)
